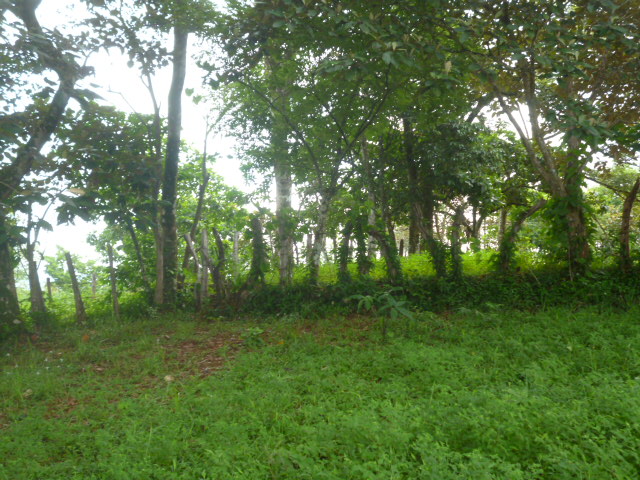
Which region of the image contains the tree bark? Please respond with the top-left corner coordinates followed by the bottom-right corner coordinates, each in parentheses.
top-left (65, 252), bottom-right (87, 324)
top-left (369, 228), bottom-right (403, 284)
top-left (179, 122), bottom-right (211, 290)
top-left (620, 178), bottom-right (640, 273)
top-left (275, 158), bottom-right (294, 286)
top-left (211, 228), bottom-right (227, 301)
top-left (26, 241), bottom-right (46, 316)
top-left (309, 197), bottom-right (331, 285)
top-left (498, 199), bottom-right (547, 273)
top-left (107, 245), bottom-right (120, 321)
top-left (403, 116), bottom-right (446, 276)
top-left (450, 206), bottom-right (464, 281)
top-left (0, 214), bottom-right (21, 333)
top-left (183, 233), bottom-right (202, 311)
top-left (124, 215), bottom-right (150, 292)
top-left (160, 27), bottom-right (188, 308)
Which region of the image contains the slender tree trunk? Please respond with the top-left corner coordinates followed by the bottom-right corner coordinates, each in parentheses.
top-left (183, 233), bottom-right (202, 311)
top-left (450, 206), bottom-right (464, 280)
top-left (338, 221), bottom-right (353, 283)
top-left (65, 252), bottom-right (87, 324)
top-left (144, 74), bottom-right (165, 307)
top-left (199, 234), bottom-right (210, 309)
top-left (179, 123), bottom-right (211, 290)
top-left (620, 178), bottom-right (640, 273)
top-left (124, 216), bottom-right (150, 292)
top-left (26, 242), bottom-right (46, 316)
top-left (247, 216), bottom-right (267, 287)
top-left (46, 278), bottom-right (52, 301)
top-left (309, 197), bottom-right (331, 285)
top-left (403, 116), bottom-right (445, 276)
top-left (232, 231), bottom-right (240, 279)
top-left (160, 27), bottom-right (188, 308)
top-left (211, 228), bottom-right (227, 301)
top-left (107, 244), bottom-right (120, 321)
top-left (360, 138), bottom-right (377, 263)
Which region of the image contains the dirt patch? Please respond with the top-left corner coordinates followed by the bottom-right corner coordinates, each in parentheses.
top-left (166, 331), bottom-right (244, 378)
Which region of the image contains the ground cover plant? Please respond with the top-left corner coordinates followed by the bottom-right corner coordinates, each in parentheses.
top-left (2, 306), bottom-right (640, 479)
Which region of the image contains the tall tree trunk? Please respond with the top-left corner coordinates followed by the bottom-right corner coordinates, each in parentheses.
top-left (184, 233), bottom-right (202, 311)
top-left (498, 207), bottom-right (509, 247)
top-left (160, 27), bottom-right (188, 308)
top-left (450, 206), bottom-right (464, 281)
top-left (107, 244), bottom-right (120, 321)
top-left (124, 215), bottom-right (150, 292)
top-left (143, 73), bottom-right (165, 307)
top-left (309, 197), bottom-right (331, 285)
top-left (65, 252), bottom-right (87, 324)
top-left (620, 178), bottom-right (640, 273)
top-left (26, 241), bottom-right (46, 317)
top-left (338, 221), bottom-right (353, 283)
top-left (403, 116), bottom-right (446, 276)
top-left (275, 158), bottom-right (294, 286)
top-left (210, 228), bottom-right (227, 301)
top-left (496, 75), bottom-right (591, 276)
top-left (179, 121), bottom-right (211, 290)
top-left (247, 216), bottom-right (267, 287)
top-left (360, 138), bottom-right (377, 264)
top-left (0, 213), bottom-right (21, 334)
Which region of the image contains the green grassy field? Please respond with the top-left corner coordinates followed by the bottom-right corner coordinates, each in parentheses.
top-left (2, 306), bottom-right (640, 479)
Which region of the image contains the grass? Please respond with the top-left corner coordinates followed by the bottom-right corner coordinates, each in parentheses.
top-left (2, 306), bottom-right (640, 479)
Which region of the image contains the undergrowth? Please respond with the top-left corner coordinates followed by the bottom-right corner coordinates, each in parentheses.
top-left (2, 307), bottom-right (640, 479)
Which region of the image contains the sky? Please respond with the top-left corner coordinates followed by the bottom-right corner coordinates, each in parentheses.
top-left (30, 0), bottom-right (246, 267)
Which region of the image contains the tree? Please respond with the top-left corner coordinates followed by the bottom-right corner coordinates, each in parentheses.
top-left (0, 0), bottom-right (93, 335)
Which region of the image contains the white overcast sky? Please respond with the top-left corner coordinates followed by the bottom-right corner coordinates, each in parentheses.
top-left (31, 0), bottom-right (245, 264)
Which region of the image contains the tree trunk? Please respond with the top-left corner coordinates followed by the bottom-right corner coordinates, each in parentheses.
top-left (498, 207), bottom-right (509, 247)
top-left (124, 215), bottom-right (150, 292)
top-left (107, 244), bottom-right (120, 321)
top-left (46, 278), bottom-right (52, 301)
top-left (498, 199), bottom-right (547, 273)
top-left (183, 233), bottom-right (202, 311)
top-left (65, 252), bottom-right (87, 324)
top-left (338, 221), bottom-right (353, 283)
top-left (403, 116), bottom-right (446, 276)
top-left (144, 74), bottom-right (165, 307)
top-left (26, 242), bottom-right (46, 316)
top-left (247, 216), bottom-right (267, 287)
top-left (0, 214), bottom-right (21, 334)
top-left (179, 123), bottom-right (210, 291)
top-left (275, 158), bottom-right (294, 286)
top-left (211, 228), bottom-right (227, 301)
top-left (450, 206), bottom-right (464, 281)
top-left (369, 228), bottom-right (403, 284)
top-left (160, 27), bottom-right (188, 308)
top-left (309, 197), bottom-right (330, 285)
top-left (620, 177), bottom-right (640, 273)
